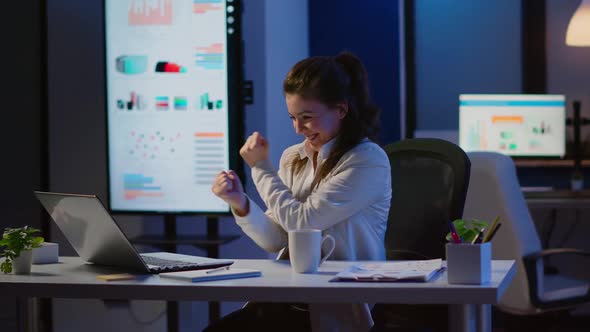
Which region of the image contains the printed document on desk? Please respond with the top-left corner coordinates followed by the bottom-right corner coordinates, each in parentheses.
top-left (331, 259), bottom-right (444, 282)
top-left (159, 268), bottom-right (261, 283)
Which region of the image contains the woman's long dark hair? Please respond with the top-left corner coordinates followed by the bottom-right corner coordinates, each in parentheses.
top-left (283, 51), bottom-right (381, 189)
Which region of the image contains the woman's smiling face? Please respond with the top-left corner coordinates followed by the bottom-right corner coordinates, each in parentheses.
top-left (286, 93), bottom-right (347, 152)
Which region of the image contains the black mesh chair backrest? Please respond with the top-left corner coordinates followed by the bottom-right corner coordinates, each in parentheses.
top-left (384, 138), bottom-right (471, 260)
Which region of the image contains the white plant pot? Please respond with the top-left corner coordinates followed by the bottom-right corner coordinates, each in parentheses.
top-left (446, 242), bottom-right (491, 284)
top-left (13, 250), bottom-right (33, 274)
top-left (571, 178), bottom-right (583, 191)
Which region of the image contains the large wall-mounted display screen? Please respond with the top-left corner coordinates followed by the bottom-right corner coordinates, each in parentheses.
top-left (459, 94), bottom-right (566, 158)
top-left (105, 0), bottom-right (241, 213)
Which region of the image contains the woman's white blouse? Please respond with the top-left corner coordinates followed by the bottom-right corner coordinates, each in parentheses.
top-left (232, 138), bottom-right (392, 332)
top-left (234, 138), bottom-right (391, 260)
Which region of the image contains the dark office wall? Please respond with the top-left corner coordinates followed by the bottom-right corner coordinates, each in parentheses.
top-left (309, 0), bottom-right (402, 145)
top-left (414, 0), bottom-right (522, 131)
top-left (47, 1), bottom-right (107, 197)
top-left (0, 1), bottom-right (45, 331)
top-left (0, 1), bottom-right (44, 232)
top-left (46, 0), bottom-right (114, 274)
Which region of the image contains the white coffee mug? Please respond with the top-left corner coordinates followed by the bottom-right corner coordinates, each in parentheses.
top-left (288, 229), bottom-right (336, 274)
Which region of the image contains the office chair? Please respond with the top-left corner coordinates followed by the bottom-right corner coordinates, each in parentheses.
top-left (382, 138), bottom-right (471, 260)
top-left (371, 138), bottom-right (471, 332)
top-left (462, 152), bottom-right (590, 331)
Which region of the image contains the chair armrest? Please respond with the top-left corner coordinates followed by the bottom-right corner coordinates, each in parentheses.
top-left (524, 248), bottom-right (590, 262)
top-left (522, 248), bottom-right (590, 310)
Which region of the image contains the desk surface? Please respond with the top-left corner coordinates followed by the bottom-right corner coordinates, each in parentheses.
top-left (524, 190), bottom-right (590, 208)
top-left (515, 159), bottom-right (590, 167)
top-left (0, 257), bottom-right (515, 305)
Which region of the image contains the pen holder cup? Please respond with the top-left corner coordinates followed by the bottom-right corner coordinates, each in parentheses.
top-left (446, 242), bottom-right (491, 285)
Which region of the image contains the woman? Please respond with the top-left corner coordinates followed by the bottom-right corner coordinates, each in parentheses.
top-left (209, 52), bottom-right (391, 332)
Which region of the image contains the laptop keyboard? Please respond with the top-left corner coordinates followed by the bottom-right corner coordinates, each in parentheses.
top-left (141, 255), bottom-right (203, 272)
top-left (140, 253), bottom-right (233, 273)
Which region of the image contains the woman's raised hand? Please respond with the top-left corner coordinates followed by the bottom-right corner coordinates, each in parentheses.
top-left (240, 131), bottom-right (269, 167)
top-left (211, 170), bottom-right (248, 215)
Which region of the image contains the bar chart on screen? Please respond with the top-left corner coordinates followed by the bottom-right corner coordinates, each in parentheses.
top-left (123, 173), bottom-right (165, 200)
top-left (195, 43), bottom-right (224, 70)
top-left (194, 132), bottom-right (226, 186)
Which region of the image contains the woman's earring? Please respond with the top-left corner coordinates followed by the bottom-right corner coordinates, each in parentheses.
top-left (339, 108), bottom-right (348, 119)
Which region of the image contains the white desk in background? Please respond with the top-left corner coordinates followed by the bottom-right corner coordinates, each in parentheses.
top-left (0, 257), bottom-right (516, 332)
top-left (524, 190), bottom-right (590, 251)
top-left (524, 189), bottom-right (590, 209)
top-left (516, 156), bottom-right (590, 208)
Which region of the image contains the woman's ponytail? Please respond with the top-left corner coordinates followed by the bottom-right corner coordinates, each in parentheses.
top-left (334, 52), bottom-right (380, 142)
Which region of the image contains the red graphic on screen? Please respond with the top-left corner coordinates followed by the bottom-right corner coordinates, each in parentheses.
top-left (155, 61), bottom-right (186, 73)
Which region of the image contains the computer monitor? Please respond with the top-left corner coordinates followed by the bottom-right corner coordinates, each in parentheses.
top-left (459, 94), bottom-right (566, 157)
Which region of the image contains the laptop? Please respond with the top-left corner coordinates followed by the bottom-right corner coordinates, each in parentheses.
top-left (34, 191), bottom-right (234, 273)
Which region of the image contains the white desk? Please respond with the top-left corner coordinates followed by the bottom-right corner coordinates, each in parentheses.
top-left (0, 257), bottom-right (516, 332)
top-left (525, 190), bottom-right (590, 209)
top-left (524, 190), bottom-right (590, 250)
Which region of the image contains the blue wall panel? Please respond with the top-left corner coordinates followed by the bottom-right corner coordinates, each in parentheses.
top-left (415, 0), bottom-right (522, 130)
top-left (309, 0), bottom-right (402, 145)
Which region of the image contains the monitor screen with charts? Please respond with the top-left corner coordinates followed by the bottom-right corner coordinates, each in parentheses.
top-left (459, 94), bottom-right (566, 157)
top-left (104, 0), bottom-right (242, 213)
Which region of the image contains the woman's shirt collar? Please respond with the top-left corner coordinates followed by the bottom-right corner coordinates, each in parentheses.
top-left (297, 137), bottom-right (338, 162)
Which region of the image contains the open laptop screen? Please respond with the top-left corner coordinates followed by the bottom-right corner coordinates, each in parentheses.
top-left (459, 94), bottom-right (566, 157)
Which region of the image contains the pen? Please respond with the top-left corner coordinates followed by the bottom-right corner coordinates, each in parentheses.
top-left (449, 221), bottom-right (461, 243)
top-left (482, 216), bottom-right (501, 243)
top-left (483, 223), bottom-right (502, 243)
top-left (471, 229), bottom-right (484, 244)
top-left (205, 266), bottom-right (230, 274)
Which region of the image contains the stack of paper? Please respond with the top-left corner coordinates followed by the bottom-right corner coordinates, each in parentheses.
top-left (331, 259), bottom-right (444, 282)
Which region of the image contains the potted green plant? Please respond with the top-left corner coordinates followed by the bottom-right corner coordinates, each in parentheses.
top-left (445, 218), bottom-right (495, 284)
top-left (0, 226), bottom-right (44, 274)
top-left (445, 218), bottom-right (489, 244)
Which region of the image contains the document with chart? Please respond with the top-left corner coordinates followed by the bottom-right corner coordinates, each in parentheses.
top-left (331, 259), bottom-right (445, 282)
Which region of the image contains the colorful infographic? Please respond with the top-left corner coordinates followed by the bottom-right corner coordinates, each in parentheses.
top-left (105, 0), bottom-right (231, 212)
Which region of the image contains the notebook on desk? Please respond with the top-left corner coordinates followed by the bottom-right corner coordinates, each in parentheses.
top-left (159, 267), bottom-right (261, 282)
top-left (34, 191), bottom-right (233, 274)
